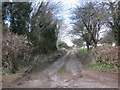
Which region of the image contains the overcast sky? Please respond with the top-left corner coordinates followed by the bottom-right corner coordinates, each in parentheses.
top-left (53, 0), bottom-right (79, 46)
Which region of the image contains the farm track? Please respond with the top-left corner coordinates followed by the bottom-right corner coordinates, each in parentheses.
top-left (3, 51), bottom-right (118, 88)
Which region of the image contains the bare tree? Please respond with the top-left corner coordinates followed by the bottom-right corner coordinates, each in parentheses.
top-left (72, 2), bottom-right (107, 49)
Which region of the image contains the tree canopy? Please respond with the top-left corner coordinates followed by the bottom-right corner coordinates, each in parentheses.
top-left (28, 2), bottom-right (60, 53)
top-left (2, 2), bottom-right (32, 35)
top-left (72, 1), bottom-right (120, 50)
top-left (2, 2), bottom-right (61, 73)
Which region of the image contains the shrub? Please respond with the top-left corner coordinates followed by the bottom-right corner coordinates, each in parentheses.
top-left (91, 44), bottom-right (118, 71)
top-left (2, 32), bottom-right (33, 73)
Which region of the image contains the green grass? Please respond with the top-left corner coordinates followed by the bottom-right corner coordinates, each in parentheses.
top-left (2, 66), bottom-right (26, 80)
top-left (58, 64), bottom-right (66, 74)
top-left (118, 69), bottom-right (120, 74)
top-left (88, 62), bottom-right (113, 72)
top-left (80, 48), bottom-right (87, 52)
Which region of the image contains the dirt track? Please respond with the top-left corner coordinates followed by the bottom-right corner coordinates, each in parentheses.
top-left (3, 51), bottom-right (118, 88)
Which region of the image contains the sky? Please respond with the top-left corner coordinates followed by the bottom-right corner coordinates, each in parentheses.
top-left (53, 0), bottom-right (79, 46)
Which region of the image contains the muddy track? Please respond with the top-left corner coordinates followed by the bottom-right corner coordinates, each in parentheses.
top-left (3, 51), bottom-right (118, 88)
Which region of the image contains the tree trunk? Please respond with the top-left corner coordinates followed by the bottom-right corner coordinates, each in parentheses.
top-left (86, 44), bottom-right (90, 51)
top-left (94, 41), bottom-right (97, 48)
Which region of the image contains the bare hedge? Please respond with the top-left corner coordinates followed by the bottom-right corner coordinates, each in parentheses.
top-left (91, 44), bottom-right (118, 69)
top-left (2, 32), bottom-right (33, 73)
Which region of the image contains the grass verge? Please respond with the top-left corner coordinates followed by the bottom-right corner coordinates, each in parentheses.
top-left (79, 48), bottom-right (88, 52)
top-left (58, 64), bottom-right (66, 74)
top-left (2, 66), bottom-right (27, 84)
top-left (88, 62), bottom-right (115, 72)
top-left (75, 49), bottom-right (91, 66)
top-left (75, 47), bottom-right (119, 73)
